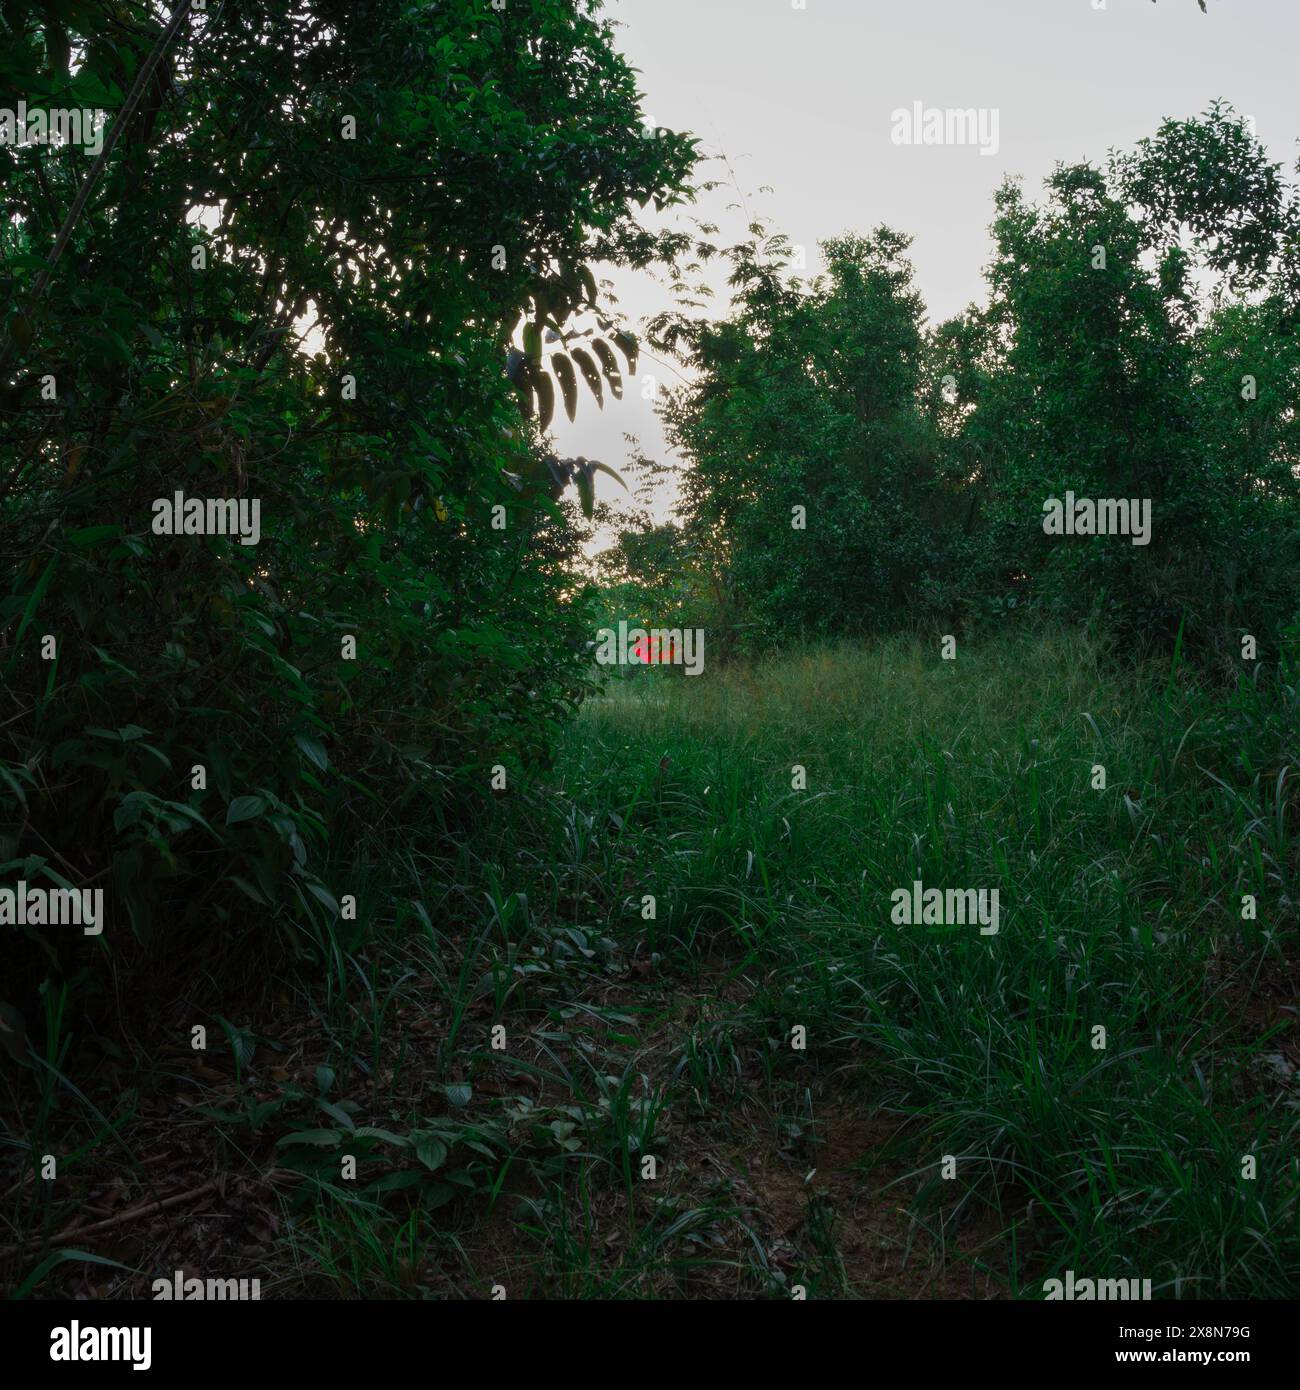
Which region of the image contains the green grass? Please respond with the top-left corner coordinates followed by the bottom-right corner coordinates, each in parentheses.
top-left (5, 627), bottom-right (1296, 1299)
top-left (522, 628), bottom-right (1298, 1296)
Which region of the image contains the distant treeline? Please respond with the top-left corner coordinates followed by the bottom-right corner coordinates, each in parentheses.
top-left (600, 103), bottom-right (1300, 675)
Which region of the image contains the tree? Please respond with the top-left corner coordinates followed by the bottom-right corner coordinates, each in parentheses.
top-left (0, 1), bottom-right (696, 987)
top-left (656, 227), bottom-right (955, 643)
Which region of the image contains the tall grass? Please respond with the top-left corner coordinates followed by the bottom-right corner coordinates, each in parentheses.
top-left (6, 627), bottom-right (1294, 1298)
top-left (549, 629), bottom-right (1298, 1296)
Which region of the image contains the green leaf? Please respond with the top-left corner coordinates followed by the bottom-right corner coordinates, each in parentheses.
top-left (294, 733), bottom-right (328, 772)
top-left (225, 875), bottom-right (269, 905)
top-left (579, 266), bottom-right (598, 306)
top-left (523, 322), bottom-right (543, 367)
top-left (0, 764), bottom-right (30, 810)
top-left (533, 369), bottom-right (555, 431)
top-left (570, 347), bottom-right (603, 407)
top-left (588, 459), bottom-right (629, 491)
top-left (225, 795), bottom-right (266, 826)
top-left (551, 353), bottom-right (578, 421)
top-left (575, 466), bottom-right (595, 518)
top-left (590, 339), bottom-right (623, 398)
top-left (317, 1099), bottom-right (356, 1130)
top-left (611, 330), bottom-right (639, 375)
top-left (275, 1128), bottom-right (342, 1148)
top-left (12, 1249), bottom-right (135, 1301)
top-left (515, 360), bottom-right (535, 417)
top-left (352, 1127), bottom-right (412, 1146)
top-left (305, 880), bottom-right (341, 916)
top-left (416, 1135), bottom-right (448, 1170)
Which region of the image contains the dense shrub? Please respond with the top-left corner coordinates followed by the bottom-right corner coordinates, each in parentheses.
top-left (0, 1), bottom-right (695, 1006)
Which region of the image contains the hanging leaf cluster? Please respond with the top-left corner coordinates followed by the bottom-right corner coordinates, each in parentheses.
top-left (553, 455), bottom-right (629, 518)
top-left (504, 263), bottom-right (640, 430)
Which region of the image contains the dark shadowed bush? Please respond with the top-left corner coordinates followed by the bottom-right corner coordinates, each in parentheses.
top-left (0, 0), bottom-right (695, 1015)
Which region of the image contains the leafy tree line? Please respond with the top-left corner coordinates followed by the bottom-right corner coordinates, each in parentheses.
top-left (0, 1), bottom-right (695, 1018)
top-left (644, 105), bottom-right (1300, 673)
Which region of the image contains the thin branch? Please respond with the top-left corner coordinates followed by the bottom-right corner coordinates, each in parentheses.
top-left (6, 1178), bottom-right (221, 1253)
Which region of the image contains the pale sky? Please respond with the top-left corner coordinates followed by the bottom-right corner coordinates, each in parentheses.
top-left (550, 0), bottom-right (1300, 543)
